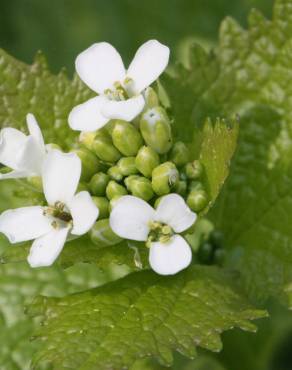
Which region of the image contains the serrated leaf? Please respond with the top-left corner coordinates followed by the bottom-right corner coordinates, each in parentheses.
top-left (163, 0), bottom-right (292, 304)
top-left (0, 49), bottom-right (93, 149)
top-left (29, 266), bottom-right (266, 370)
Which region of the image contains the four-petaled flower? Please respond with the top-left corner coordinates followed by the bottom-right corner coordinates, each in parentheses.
top-left (0, 150), bottom-right (99, 267)
top-left (0, 114), bottom-right (46, 179)
top-left (68, 40), bottom-right (169, 132)
top-left (110, 194), bottom-right (197, 275)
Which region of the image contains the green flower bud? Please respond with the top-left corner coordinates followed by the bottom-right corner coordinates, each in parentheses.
top-left (117, 157), bottom-right (138, 176)
top-left (107, 166), bottom-right (123, 182)
top-left (92, 196), bottom-right (109, 219)
top-left (109, 195), bottom-right (122, 212)
top-left (77, 182), bottom-right (89, 192)
top-left (188, 180), bottom-right (204, 192)
top-left (169, 141), bottom-right (190, 167)
top-left (144, 87), bottom-right (159, 108)
top-left (152, 162), bottom-right (179, 196)
top-left (214, 248), bottom-right (225, 266)
top-left (154, 196), bottom-right (163, 209)
top-left (92, 130), bottom-right (121, 163)
top-left (185, 160), bottom-right (204, 180)
top-left (124, 175), bottom-right (139, 190)
top-left (140, 107), bottom-right (172, 154)
top-left (174, 180), bottom-right (187, 196)
top-left (210, 230), bottom-right (224, 249)
top-left (106, 180), bottom-right (127, 200)
top-left (135, 146), bottom-right (159, 178)
top-left (187, 189), bottom-right (208, 212)
top-left (126, 176), bottom-right (154, 201)
top-left (79, 131), bottom-right (96, 151)
top-left (72, 148), bottom-right (101, 181)
top-left (89, 172), bottom-right (110, 196)
top-left (111, 120), bottom-right (143, 156)
top-left (90, 219), bottom-right (122, 247)
top-left (27, 177), bottom-right (43, 192)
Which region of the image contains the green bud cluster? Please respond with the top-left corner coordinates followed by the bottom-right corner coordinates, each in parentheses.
top-left (74, 88), bottom-right (209, 245)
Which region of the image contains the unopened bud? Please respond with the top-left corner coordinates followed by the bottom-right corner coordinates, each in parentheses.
top-left (91, 130), bottom-right (121, 163)
top-left (72, 148), bottom-right (102, 181)
top-left (126, 176), bottom-right (154, 201)
top-left (174, 180), bottom-right (187, 197)
top-left (144, 87), bottom-right (159, 108)
top-left (185, 160), bottom-right (203, 180)
top-left (106, 180), bottom-right (127, 200)
top-left (27, 177), bottom-right (42, 192)
top-left (111, 120), bottom-right (143, 156)
top-left (152, 162), bottom-right (179, 196)
top-left (89, 172), bottom-right (110, 196)
top-left (169, 142), bottom-right (190, 167)
top-left (187, 189), bottom-right (208, 212)
top-left (154, 196), bottom-right (163, 209)
top-left (117, 157), bottom-right (138, 176)
top-left (189, 180), bottom-right (204, 192)
top-left (198, 242), bottom-right (213, 264)
top-left (109, 195), bottom-right (123, 212)
top-left (79, 131), bottom-right (96, 151)
top-left (107, 166), bottom-right (123, 182)
top-left (135, 146), bottom-right (159, 178)
top-left (140, 107), bottom-right (172, 154)
top-left (92, 196), bottom-right (109, 219)
top-left (90, 219), bottom-right (122, 247)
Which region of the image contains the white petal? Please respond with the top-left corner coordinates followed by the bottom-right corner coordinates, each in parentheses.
top-left (76, 42), bottom-right (126, 94)
top-left (149, 235), bottom-right (192, 275)
top-left (68, 96), bottom-right (109, 132)
top-left (154, 194), bottom-right (197, 233)
top-left (109, 195), bottom-right (154, 241)
top-left (127, 40), bottom-right (170, 94)
top-left (101, 95), bottom-right (145, 121)
top-left (42, 150), bottom-right (81, 205)
top-left (17, 136), bottom-right (45, 175)
top-left (26, 113), bottom-right (46, 154)
top-left (0, 128), bottom-right (27, 169)
top-left (27, 227), bottom-right (69, 268)
top-left (68, 191), bottom-right (99, 235)
top-left (0, 206), bottom-right (52, 243)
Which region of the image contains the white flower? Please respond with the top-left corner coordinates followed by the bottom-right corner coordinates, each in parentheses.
top-left (0, 150), bottom-right (99, 267)
top-left (0, 113), bottom-right (46, 179)
top-left (68, 40), bottom-right (170, 132)
top-left (110, 194), bottom-right (197, 275)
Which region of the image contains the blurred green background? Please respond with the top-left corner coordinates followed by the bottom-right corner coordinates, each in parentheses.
top-left (0, 0), bottom-right (273, 74)
top-left (3, 1), bottom-right (292, 370)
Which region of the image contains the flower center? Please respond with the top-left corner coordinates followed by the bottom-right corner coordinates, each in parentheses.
top-left (104, 78), bottom-right (135, 101)
top-left (43, 201), bottom-right (72, 228)
top-left (146, 221), bottom-right (174, 247)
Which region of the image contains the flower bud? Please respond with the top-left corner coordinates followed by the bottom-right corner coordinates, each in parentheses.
top-left (144, 87), bottom-right (159, 108)
top-left (77, 182), bottom-right (89, 192)
top-left (187, 189), bottom-right (208, 212)
top-left (90, 218), bottom-right (122, 247)
top-left (198, 242), bottom-right (213, 264)
top-left (89, 172), bottom-right (110, 196)
top-left (174, 180), bottom-right (187, 197)
top-left (91, 130), bottom-right (121, 163)
top-left (117, 157), bottom-right (138, 176)
top-left (154, 196), bottom-right (163, 209)
top-left (135, 146), bottom-right (159, 178)
top-left (126, 176), bottom-right (154, 201)
top-left (109, 195), bottom-right (122, 212)
top-left (140, 107), bottom-right (172, 154)
top-left (152, 162), bottom-right (179, 196)
top-left (79, 131), bottom-right (96, 151)
top-left (107, 166), bottom-right (123, 182)
top-left (169, 142), bottom-right (190, 167)
top-left (111, 120), bottom-right (143, 156)
top-left (214, 248), bottom-right (225, 266)
top-left (185, 160), bottom-right (203, 180)
top-left (188, 180), bottom-right (204, 192)
top-left (106, 180), bottom-right (127, 200)
top-left (27, 177), bottom-right (43, 192)
top-left (92, 196), bottom-right (109, 219)
top-left (72, 148), bottom-right (102, 181)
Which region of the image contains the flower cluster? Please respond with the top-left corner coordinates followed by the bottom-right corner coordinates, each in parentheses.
top-left (0, 40), bottom-right (209, 275)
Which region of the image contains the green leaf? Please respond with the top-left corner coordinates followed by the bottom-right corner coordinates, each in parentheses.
top-left (163, 0), bottom-right (292, 304)
top-left (0, 48), bottom-right (93, 149)
top-left (29, 266), bottom-right (266, 370)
